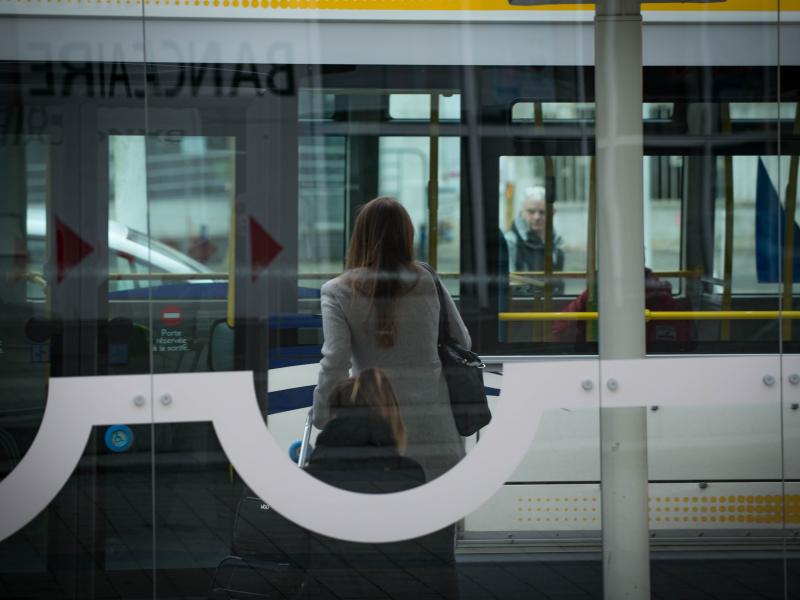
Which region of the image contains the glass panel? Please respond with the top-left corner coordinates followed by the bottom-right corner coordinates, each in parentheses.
top-left (0, 46), bottom-right (154, 600)
top-left (4, 0), bottom-right (795, 596)
top-left (780, 2), bottom-right (800, 590)
top-left (130, 60), bottom-right (241, 594)
top-left (643, 6), bottom-right (785, 598)
top-left (140, 47), bottom-right (602, 596)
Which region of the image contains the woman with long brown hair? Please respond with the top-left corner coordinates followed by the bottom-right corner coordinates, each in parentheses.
top-left (313, 196), bottom-right (472, 481)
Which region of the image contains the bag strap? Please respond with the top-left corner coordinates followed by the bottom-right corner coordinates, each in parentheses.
top-left (419, 262), bottom-right (451, 342)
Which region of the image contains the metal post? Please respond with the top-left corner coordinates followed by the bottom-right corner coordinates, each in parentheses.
top-left (428, 93), bottom-right (440, 269)
top-left (595, 0), bottom-right (650, 597)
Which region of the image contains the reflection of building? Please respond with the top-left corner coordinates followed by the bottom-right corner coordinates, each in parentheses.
top-left (109, 136), bottom-right (234, 270)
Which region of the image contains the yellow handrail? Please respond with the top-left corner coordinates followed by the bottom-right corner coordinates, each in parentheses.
top-left (510, 268), bottom-right (701, 281)
top-left (103, 267), bottom-right (701, 283)
top-left (108, 272), bottom-right (228, 281)
top-left (499, 311), bottom-right (600, 321)
top-left (499, 310), bottom-right (800, 322)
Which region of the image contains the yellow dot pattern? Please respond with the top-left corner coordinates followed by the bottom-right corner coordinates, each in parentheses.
top-left (516, 495), bottom-right (598, 525)
top-left (6, 0), bottom-right (800, 12)
top-left (514, 493), bottom-right (799, 528)
top-left (648, 494), bottom-right (798, 526)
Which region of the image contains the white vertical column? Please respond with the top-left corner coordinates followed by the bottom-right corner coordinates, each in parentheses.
top-left (595, 0), bottom-right (650, 597)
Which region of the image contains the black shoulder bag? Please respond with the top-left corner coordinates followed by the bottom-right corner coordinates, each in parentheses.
top-left (422, 264), bottom-right (491, 436)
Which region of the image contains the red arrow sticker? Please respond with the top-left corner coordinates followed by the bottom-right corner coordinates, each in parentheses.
top-left (55, 218), bottom-right (94, 282)
top-left (160, 305), bottom-right (183, 326)
top-left (249, 217), bottom-right (283, 282)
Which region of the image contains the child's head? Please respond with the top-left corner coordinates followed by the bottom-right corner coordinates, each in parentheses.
top-left (331, 368), bottom-right (406, 451)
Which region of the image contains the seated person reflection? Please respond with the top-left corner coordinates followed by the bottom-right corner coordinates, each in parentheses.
top-left (212, 370), bottom-right (456, 600)
top-left (306, 368), bottom-right (424, 493)
top-left (551, 268), bottom-right (693, 344)
top-left (504, 186), bottom-right (565, 296)
top-left (303, 368), bottom-right (459, 600)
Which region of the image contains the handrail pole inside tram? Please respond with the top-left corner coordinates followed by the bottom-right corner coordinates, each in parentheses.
top-left (595, 0), bottom-right (649, 596)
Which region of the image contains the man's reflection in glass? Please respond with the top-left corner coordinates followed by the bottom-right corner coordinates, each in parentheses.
top-left (504, 186), bottom-right (565, 296)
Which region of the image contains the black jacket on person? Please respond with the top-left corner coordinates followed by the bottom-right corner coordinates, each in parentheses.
top-left (305, 409), bottom-right (425, 492)
top-left (213, 412), bottom-right (458, 600)
top-left (298, 410), bottom-right (458, 600)
top-left (505, 216), bottom-right (565, 296)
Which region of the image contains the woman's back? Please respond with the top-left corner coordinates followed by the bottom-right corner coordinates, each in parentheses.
top-left (339, 265), bottom-right (439, 367)
top-left (313, 264), bottom-right (470, 480)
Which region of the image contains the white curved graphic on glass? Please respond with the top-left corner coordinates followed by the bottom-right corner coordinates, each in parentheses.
top-left (0, 356), bottom-right (782, 544)
top-left (0, 374), bottom-right (153, 542)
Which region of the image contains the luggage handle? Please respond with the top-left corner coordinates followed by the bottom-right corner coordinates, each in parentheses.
top-left (297, 409), bottom-right (314, 467)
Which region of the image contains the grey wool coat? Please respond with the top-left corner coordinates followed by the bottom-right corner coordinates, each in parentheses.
top-left (312, 264), bottom-right (471, 481)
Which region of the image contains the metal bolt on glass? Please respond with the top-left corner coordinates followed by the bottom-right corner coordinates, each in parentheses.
top-left (606, 378), bottom-right (619, 391)
top-left (160, 394), bottom-right (173, 406)
top-left (133, 395), bottom-right (145, 407)
top-left (581, 379), bottom-right (594, 391)
top-left (763, 375), bottom-right (776, 387)
top-left (789, 373), bottom-right (800, 386)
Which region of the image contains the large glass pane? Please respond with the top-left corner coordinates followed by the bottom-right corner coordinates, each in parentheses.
top-left (780, 4), bottom-right (800, 593)
top-left (8, 0), bottom-right (793, 597)
top-left (642, 5), bottom-right (786, 598)
top-left (0, 29), bottom-right (154, 600)
top-left (138, 8), bottom-right (604, 593)
top-left (130, 60), bottom-right (245, 595)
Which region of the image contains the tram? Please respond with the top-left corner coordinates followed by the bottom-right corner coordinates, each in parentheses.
top-left (1, 2), bottom-right (799, 559)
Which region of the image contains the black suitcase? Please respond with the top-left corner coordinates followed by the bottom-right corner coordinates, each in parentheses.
top-left (209, 494), bottom-right (308, 600)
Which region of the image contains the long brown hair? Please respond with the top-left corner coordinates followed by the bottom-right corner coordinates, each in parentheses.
top-left (331, 368), bottom-right (407, 451)
top-left (346, 197), bottom-right (415, 347)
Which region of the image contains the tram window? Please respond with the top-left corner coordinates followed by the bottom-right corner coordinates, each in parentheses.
top-left (645, 156), bottom-right (683, 280)
top-left (298, 89), bottom-right (337, 121)
top-left (729, 102), bottom-right (797, 121)
top-left (510, 102), bottom-right (594, 123)
top-left (510, 102), bottom-right (674, 123)
top-left (498, 154), bottom-right (685, 345)
top-left (499, 155), bottom-right (682, 290)
top-left (388, 94), bottom-right (461, 121)
top-left (378, 136), bottom-right (461, 295)
top-left (110, 135), bottom-right (234, 275)
top-left (643, 103), bottom-right (674, 120)
top-left (711, 155), bottom-right (798, 296)
top-left (499, 155), bottom-right (590, 297)
top-left (22, 139), bottom-right (49, 302)
top-left (298, 136), bottom-right (348, 287)
top-left (296, 132), bottom-right (460, 296)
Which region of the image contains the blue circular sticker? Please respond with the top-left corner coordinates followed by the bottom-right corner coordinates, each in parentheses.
top-left (105, 425), bottom-right (134, 453)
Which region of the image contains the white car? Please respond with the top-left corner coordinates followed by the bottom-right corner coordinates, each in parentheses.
top-left (25, 207), bottom-right (214, 299)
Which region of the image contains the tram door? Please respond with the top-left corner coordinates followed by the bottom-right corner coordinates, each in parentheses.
top-left (0, 92), bottom-right (156, 594)
top-left (0, 60), bottom-right (282, 594)
top-left (138, 77), bottom-right (284, 593)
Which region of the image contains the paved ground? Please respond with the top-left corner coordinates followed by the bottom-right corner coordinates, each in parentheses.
top-left (1, 430), bottom-right (798, 599)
